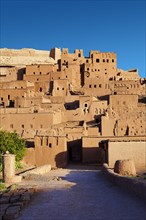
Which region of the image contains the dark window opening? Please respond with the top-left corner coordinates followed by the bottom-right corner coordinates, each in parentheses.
top-left (33, 72), bottom-right (35, 75)
top-left (40, 72), bottom-right (42, 75)
top-left (49, 143), bottom-right (52, 148)
top-left (99, 84), bottom-right (101, 88)
top-left (96, 59), bottom-right (100, 63)
top-left (1, 98), bottom-right (3, 101)
top-left (103, 59), bottom-right (105, 62)
top-left (86, 60), bottom-right (89, 63)
top-left (10, 124), bottom-right (13, 128)
top-left (62, 88), bottom-right (64, 90)
top-left (85, 103), bottom-right (88, 107)
top-left (21, 124), bottom-right (24, 128)
top-left (107, 59), bottom-right (109, 63)
top-left (57, 87), bottom-right (59, 90)
top-left (112, 59), bottom-right (114, 62)
top-left (94, 85), bottom-right (97, 88)
top-left (30, 124), bottom-right (33, 128)
top-left (78, 53), bottom-right (81, 57)
top-left (8, 95), bottom-right (10, 100)
top-left (40, 87), bottom-right (42, 92)
top-left (89, 85), bottom-right (91, 88)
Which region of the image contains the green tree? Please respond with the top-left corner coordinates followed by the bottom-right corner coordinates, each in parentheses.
top-left (0, 130), bottom-right (26, 162)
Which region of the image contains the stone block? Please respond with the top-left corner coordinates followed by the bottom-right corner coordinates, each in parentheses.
top-left (20, 192), bottom-right (31, 205)
top-left (10, 202), bottom-right (24, 208)
top-left (0, 196), bottom-right (10, 204)
top-left (10, 195), bottom-right (20, 203)
top-left (21, 164), bottom-right (51, 177)
top-left (114, 159), bottom-right (136, 176)
top-left (3, 206), bottom-right (20, 220)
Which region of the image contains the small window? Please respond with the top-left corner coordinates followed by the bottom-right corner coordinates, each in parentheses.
top-left (41, 138), bottom-right (43, 146)
top-left (95, 69), bottom-right (97, 71)
top-left (1, 98), bottom-right (3, 101)
top-left (112, 59), bottom-right (114, 62)
top-left (78, 53), bottom-right (81, 57)
top-left (66, 75), bottom-right (67, 78)
top-left (40, 124), bottom-right (43, 128)
top-left (62, 88), bottom-right (64, 90)
top-left (85, 103), bottom-right (88, 107)
top-left (107, 59), bottom-right (109, 63)
top-left (21, 124), bottom-right (24, 128)
top-left (33, 72), bottom-right (35, 75)
top-left (103, 59), bottom-right (105, 62)
top-left (86, 60), bottom-right (89, 63)
top-left (30, 124), bottom-right (33, 128)
top-left (87, 68), bottom-right (89, 71)
top-left (99, 84), bottom-right (101, 88)
top-left (10, 124), bottom-right (13, 128)
top-left (57, 87), bottom-right (59, 90)
top-left (105, 72), bottom-right (107, 75)
top-left (96, 59), bottom-right (99, 63)
top-left (49, 143), bottom-right (52, 148)
top-left (94, 85), bottom-right (96, 88)
top-left (40, 72), bottom-right (42, 75)
top-left (89, 85), bottom-right (92, 88)
top-left (40, 87), bottom-right (42, 92)
top-left (8, 95), bottom-right (10, 100)
top-left (98, 69), bottom-right (100, 72)
top-left (37, 78), bottom-right (39, 81)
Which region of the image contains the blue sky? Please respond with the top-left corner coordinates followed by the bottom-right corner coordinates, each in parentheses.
top-left (0, 0), bottom-right (145, 77)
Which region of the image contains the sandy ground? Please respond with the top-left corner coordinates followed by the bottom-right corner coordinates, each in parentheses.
top-left (17, 165), bottom-right (146, 220)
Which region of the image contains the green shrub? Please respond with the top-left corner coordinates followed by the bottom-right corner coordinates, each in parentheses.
top-left (0, 181), bottom-right (6, 191)
top-left (0, 130), bottom-right (26, 163)
top-left (15, 161), bottom-right (23, 170)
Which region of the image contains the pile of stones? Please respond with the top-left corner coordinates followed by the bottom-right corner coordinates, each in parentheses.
top-left (0, 187), bottom-right (36, 220)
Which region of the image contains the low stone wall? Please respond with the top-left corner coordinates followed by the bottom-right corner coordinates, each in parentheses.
top-left (0, 187), bottom-right (36, 220)
top-left (20, 164), bottom-right (51, 178)
top-left (102, 163), bottom-right (146, 202)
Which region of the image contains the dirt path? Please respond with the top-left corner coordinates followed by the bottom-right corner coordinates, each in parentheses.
top-left (18, 165), bottom-right (146, 220)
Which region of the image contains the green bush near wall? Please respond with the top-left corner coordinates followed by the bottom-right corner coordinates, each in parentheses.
top-left (0, 130), bottom-right (26, 169)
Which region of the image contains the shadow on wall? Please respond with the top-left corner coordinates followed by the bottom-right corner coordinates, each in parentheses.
top-left (55, 151), bottom-right (68, 168)
top-left (64, 100), bottom-right (79, 110)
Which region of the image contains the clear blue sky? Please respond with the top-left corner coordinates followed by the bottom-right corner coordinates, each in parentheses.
top-left (0, 0), bottom-right (145, 77)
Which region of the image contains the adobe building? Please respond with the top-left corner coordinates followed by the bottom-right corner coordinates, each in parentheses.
top-left (0, 47), bottom-right (146, 171)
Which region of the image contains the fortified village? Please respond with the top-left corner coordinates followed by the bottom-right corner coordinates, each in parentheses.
top-left (0, 48), bottom-right (146, 171)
